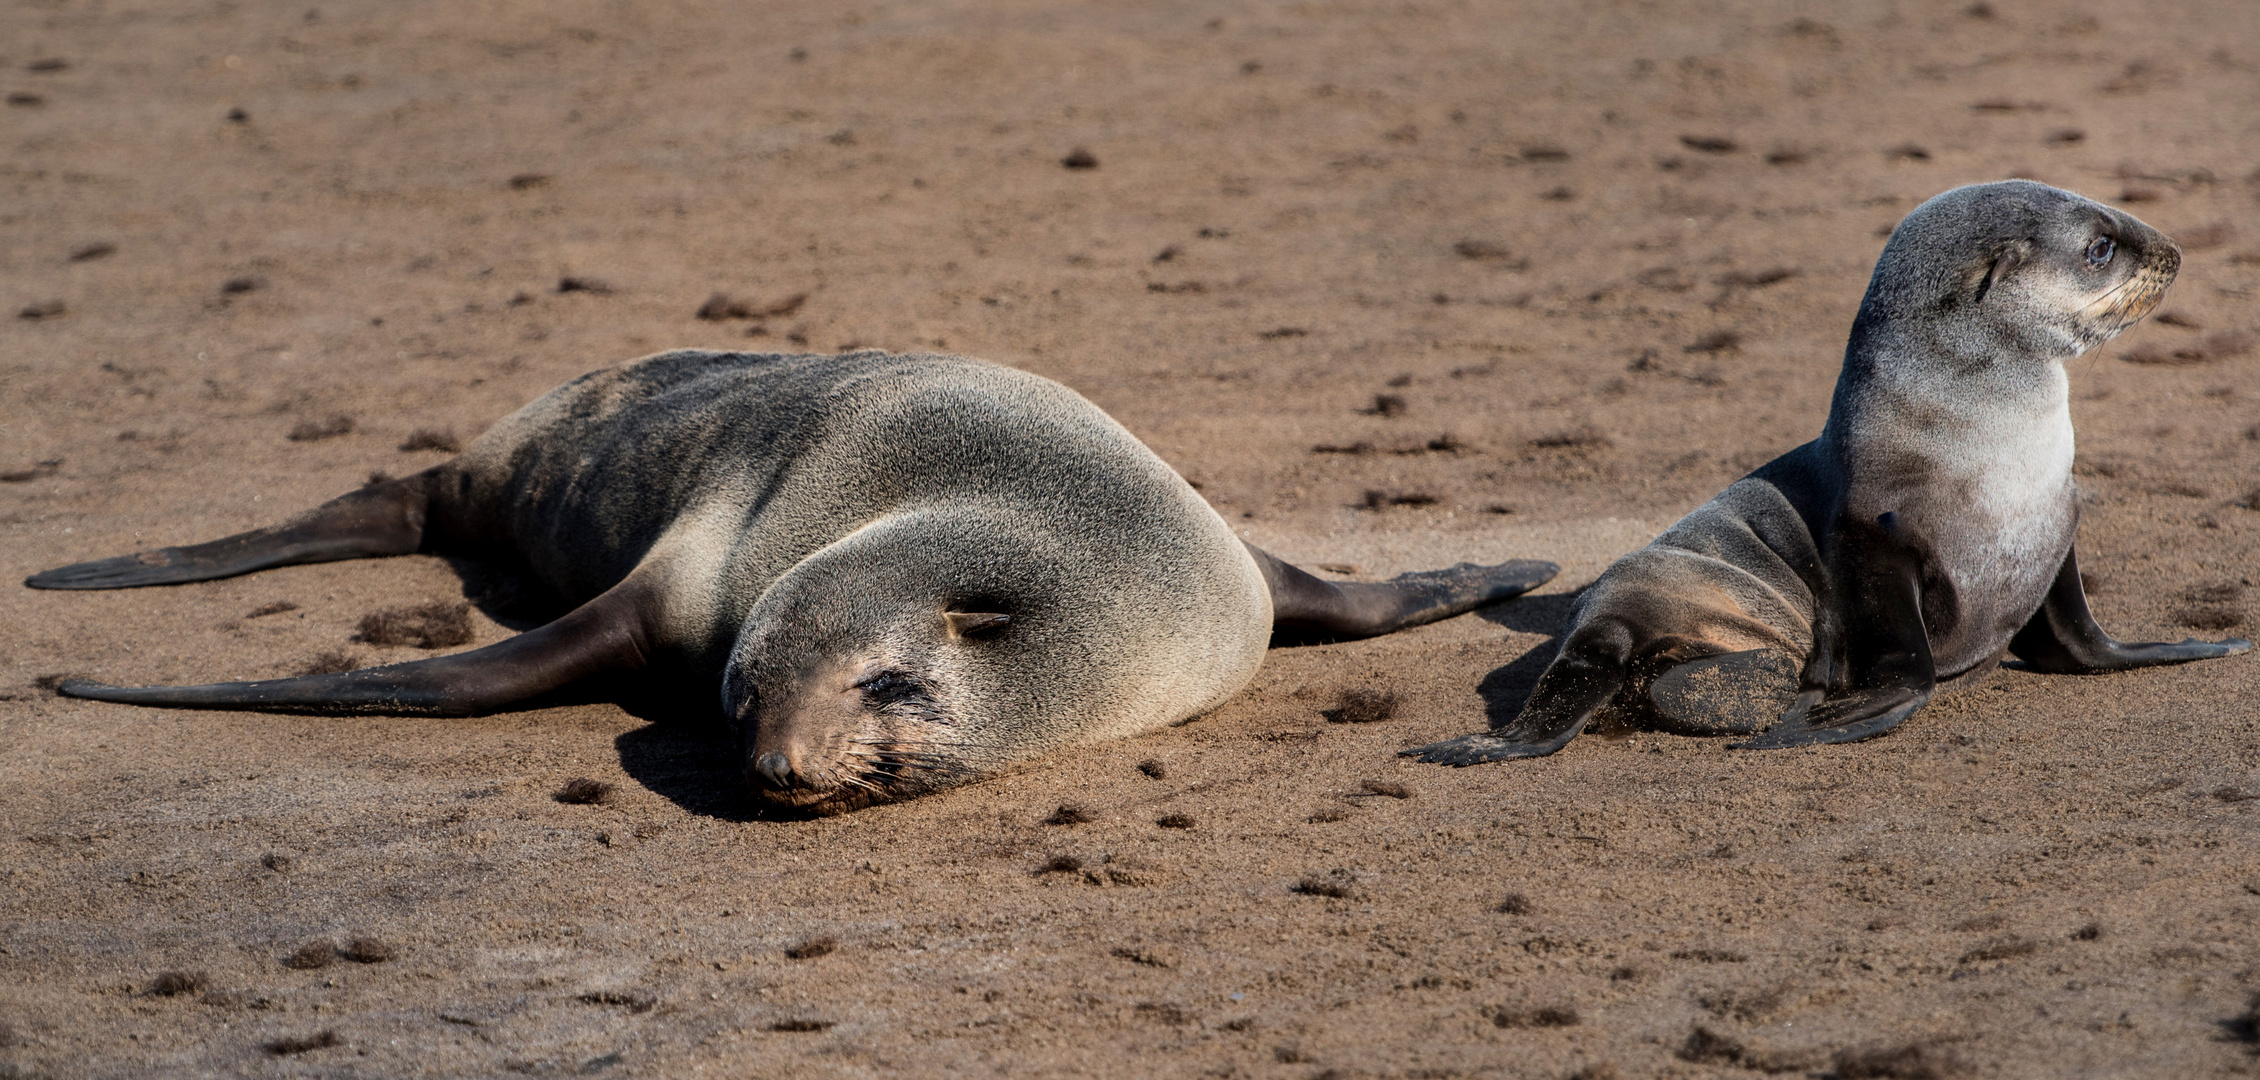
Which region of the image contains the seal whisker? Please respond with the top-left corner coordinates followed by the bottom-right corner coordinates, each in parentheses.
top-left (840, 748), bottom-right (953, 770)
top-left (838, 744), bottom-right (977, 778)
top-left (843, 742), bottom-right (965, 760)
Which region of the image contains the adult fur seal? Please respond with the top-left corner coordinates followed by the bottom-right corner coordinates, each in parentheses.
top-left (30, 349), bottom-right (1557, 811)
top-left (1406, 180), bottom-right (2249, 765)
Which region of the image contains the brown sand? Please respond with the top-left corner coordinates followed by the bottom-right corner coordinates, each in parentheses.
top-left (4, 1), bottom-right (2259, 1076)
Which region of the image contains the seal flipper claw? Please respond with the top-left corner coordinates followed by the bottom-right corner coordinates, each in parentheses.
top-left (57, 577), bottom-right (653, 716)
top-left (26, 472), bottom-right (437, 590)
top-left (2009, 543), bottom-right (2258, 673)
top-left (1400, 646), bottom-right (1621, 764)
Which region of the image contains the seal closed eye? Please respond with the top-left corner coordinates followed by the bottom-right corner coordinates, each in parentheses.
top-left (28, 350), bottom-right (1558, 812)
top-left (1405, 180), bottom-right (2249, 766)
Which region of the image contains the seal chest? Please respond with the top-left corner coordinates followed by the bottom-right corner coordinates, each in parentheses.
top-left (1843, 353), bottom-right (2079, 674)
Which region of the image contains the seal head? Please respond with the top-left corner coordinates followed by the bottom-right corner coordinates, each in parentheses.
top-left (721, 505), bottom-right (1233, 813)
top-left (1846, 178), bottom-right (2178, 372)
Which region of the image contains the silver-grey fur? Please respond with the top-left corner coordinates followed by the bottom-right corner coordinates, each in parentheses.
top-left (470, 351), bottom-right (1278, 806)
top-left (1407, 180), bottom-right (2248, 764)
top-left (33, 350), bottom-right (1556, 811)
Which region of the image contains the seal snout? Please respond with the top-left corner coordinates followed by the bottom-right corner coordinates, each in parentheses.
top-left (739, 656), bottom-right (964, 811)
top-left (752, 750), bottom-right (803, 791)
top-left (746, 713), bottom-right (837, 805)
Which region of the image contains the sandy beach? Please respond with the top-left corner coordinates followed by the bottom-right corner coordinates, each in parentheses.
top-left (3, 1), bottom-right (2257, 1075)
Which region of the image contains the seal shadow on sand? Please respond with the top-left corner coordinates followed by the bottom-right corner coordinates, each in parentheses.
top-left (611, 697), bottom-right (805, 824)
top-left (439, 555), bottom-right (791, 822)
top-left (1471, 588), bottom-right (1586, 727)
top-left (441, 554), bottom-right (571, 632)
top-left (1272, 584), bottom-right (1586, 728)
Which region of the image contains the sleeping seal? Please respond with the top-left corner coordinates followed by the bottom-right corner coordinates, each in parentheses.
top-left (1406, 180), bottom-right (2249, 764)
top-left (30, 349), bottom-right (1556, 811)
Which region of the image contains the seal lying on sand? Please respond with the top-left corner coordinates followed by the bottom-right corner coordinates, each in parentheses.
top-left (31, 350), bottom-right (1556, 811)
top-left (1406, 180), bottom-right (2248, 765)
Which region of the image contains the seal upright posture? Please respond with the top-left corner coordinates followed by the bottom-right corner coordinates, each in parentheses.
top-left (31, 350), bottom-right (1557, 811)
top-left (1406, 180), bottom-right (2249, 765)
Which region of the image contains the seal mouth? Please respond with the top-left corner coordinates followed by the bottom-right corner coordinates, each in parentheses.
top-left (2076, 243), bottom-right (2179, 339)
top-left (752, 734), bottom-right (981, 814)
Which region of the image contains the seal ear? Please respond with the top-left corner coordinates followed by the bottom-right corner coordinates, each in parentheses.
top-left (1973, 240), bottom-right (2029, 304)
top-left (945, 611), bottom-right (1011, 638)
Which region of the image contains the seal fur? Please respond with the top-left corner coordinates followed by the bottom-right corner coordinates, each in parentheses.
top-left (1406, 180), bottom-right (2249, 764)
top-left (28, 350), bottom-right (1558, 811)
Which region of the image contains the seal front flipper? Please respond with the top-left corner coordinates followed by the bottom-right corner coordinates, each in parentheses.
top-left (1399, 644), bottom-right (1623, 764)
top-left (1244, 542), bottom-right (1558, 639)
top-left (1735, 511), bottom-right (1935, 750)
top-left (59, 576), bottom-right (654, 716)
top-left (26, 472), bottom-right (440, 590)
top-left (2007, 543), bottom-right (2253, 673)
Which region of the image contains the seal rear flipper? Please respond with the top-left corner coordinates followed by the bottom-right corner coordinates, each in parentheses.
top-left (1399, 647), bottom-right (1622, 765)
top-left (1648, 649), bottom-right (1800, 736)
top-left (2007, 543), bottom-right (2254, 673)
top-left (58, 577), bottom-right (654, 716)
top-left (1245, 542), bottom-right (1558, 639)
top-left (26, 472), bottom-right (440, 590)
top-left (1729, 685), bottom-right (1931, 749)
top-left (1735, 510), bottom-right (1936, 751)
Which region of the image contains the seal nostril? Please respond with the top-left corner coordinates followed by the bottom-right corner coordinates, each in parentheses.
top-left (754, 751), bottom-right (795, 789)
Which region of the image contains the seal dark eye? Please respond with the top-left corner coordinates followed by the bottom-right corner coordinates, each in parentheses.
top-left (2084, 236), bottom-right (2115, 269)
top-left (855, 670), bottom-right (924, 707)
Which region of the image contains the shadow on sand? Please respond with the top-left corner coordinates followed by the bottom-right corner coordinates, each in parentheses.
top-left (1467, 587), bottom-right (1581, 727)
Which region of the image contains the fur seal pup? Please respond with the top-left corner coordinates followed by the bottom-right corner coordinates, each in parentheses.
top-left (1405, 180), bottom-right (2249, 765)
top-left (29, 349), bottom-right (1557, 811)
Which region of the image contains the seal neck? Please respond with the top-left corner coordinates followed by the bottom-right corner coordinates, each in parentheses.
top-left (1821, 313), bottom-right (2073, 467)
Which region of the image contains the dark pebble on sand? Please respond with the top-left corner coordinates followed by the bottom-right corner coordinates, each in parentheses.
top-left (262, 1030), bottom-right (339, 1056)
top-left (1290, 873), bottom-right (1354, 899)
top-left (1044, 803), bottom-right (1094, 825)
top-left (1325, 688), bottom-right (1398, 723)
top-left (284, 941), bottom-right (334, 970)
top-left (784, 935), bottom-right (837, 960)
top-left (553, 777), bottom-right (615, 805)
top-left (147, 971), bottom-right (207, 996)
top-left (298, 651), bottom-right (360, 676)
top-left (340, 937), bottom-right (395, 964)
top-left (287, 414), bottom-right (354, 442)
top-left (356, 601), bottom-right (473, 648)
